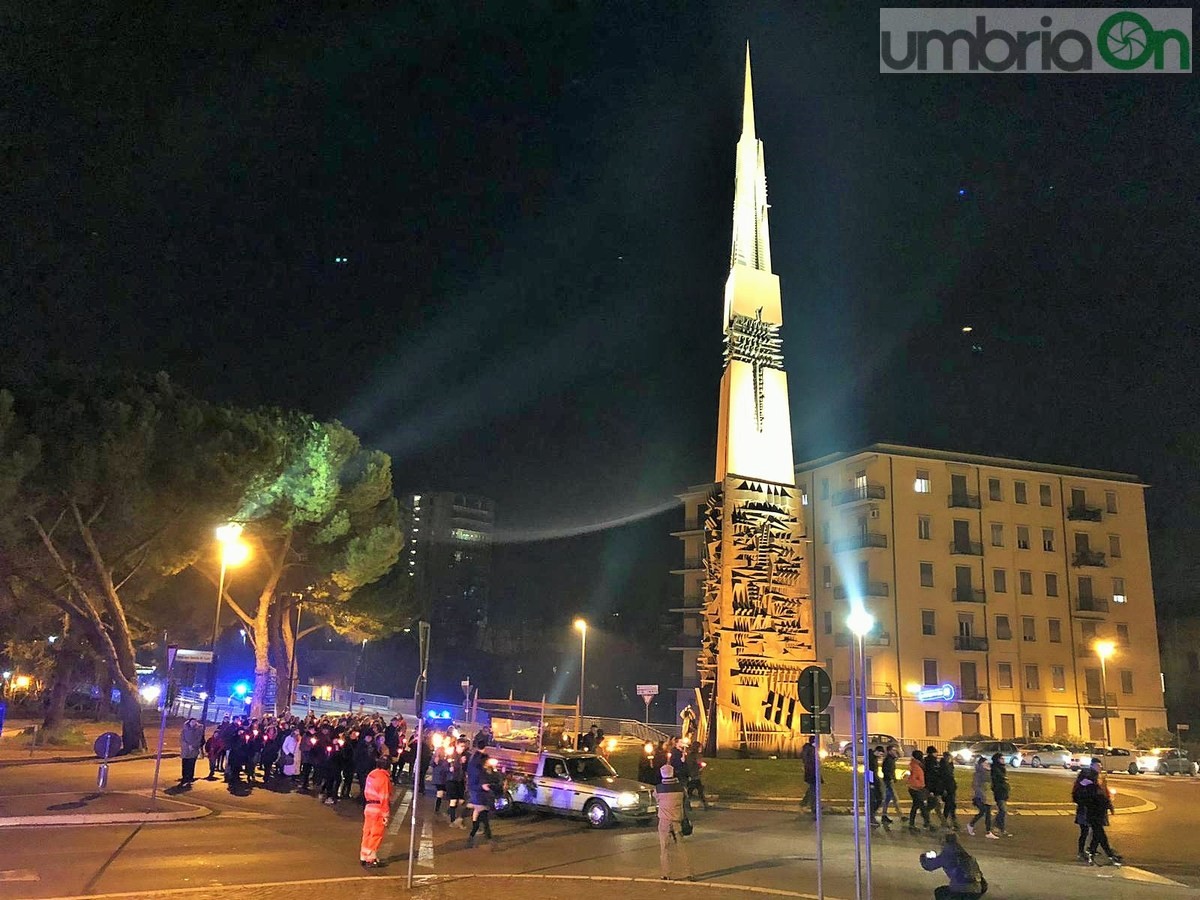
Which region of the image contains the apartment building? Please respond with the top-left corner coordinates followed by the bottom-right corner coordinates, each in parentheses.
top-left (675, 444), bottom-right (1167, 746)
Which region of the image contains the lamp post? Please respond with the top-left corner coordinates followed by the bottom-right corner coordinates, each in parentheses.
top-left (1095, 640), bottom-right (1116, 747)
top-left (574, 619), bottom-right (588, 745)
top-left (200, 524), bottom-right (249, 726)
top-left (847, 607), bottom-right (876, 900)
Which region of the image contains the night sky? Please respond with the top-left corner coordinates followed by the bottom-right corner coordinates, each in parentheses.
top-left (5, 1), bottom-right (1200, 684)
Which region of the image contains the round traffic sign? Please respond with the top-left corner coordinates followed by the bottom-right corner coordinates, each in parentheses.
top-left (94, 731), bottom-right (122, 759)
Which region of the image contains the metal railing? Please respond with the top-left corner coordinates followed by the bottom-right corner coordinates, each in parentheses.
top-left (1067, 506), bottom-right (1103, 522)
top-left (833, 532), bottom-right (888, 552)
top-left (1074, 597), bottom-right (1110, 614)
top-left (1072, 550), bottom-right (1107, 567)
top-left (834, 581), bottom-right (890, 600)
top-left (832, 483), bottom-right (887, 506)
top-left (953, 635), bottom-right (989, 651)
top-left (948, 492), bottom-right (981, 509)
top-left (953, 587), bottom-right (986, 603)
top-left (949, 540), bottom-right (983, 556)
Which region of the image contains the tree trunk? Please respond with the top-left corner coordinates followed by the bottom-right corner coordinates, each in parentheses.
top-left (41, 654), bottom-right (77, 732)
top-left (118, 683), bottom-right (146, 753)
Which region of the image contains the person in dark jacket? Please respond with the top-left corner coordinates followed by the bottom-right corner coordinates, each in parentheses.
top-left (989, 754), bottom-right (1011, 837)
top-left (919, 832), bottom-right (988, 898)
top-left (1076, 759), bottom-right (1123, 865)
top-left (939, 751), bottom-right (959, 830)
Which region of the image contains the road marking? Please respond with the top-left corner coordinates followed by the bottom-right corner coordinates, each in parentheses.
top-left (0, 870), bottom-right (39, 883)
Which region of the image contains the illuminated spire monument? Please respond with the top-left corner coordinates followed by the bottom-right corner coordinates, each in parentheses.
top-left (700, 46), bottom-right (815, 754)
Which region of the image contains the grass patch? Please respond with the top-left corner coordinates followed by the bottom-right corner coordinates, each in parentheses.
top-left (608, 749), bottom-right (1139, 807)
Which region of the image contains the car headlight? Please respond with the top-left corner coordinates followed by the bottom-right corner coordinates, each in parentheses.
top-left (616, 791), bottom-right (639, 808)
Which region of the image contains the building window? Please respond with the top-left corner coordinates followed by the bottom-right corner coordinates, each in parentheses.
top-left (990, 523), bottom-right (1004, 547)
top-left (1120, 670), bottom-right (1134, 694)
top-left (1108, 535), bottom-right (1122, 559)
top-left (1042, 528), bottom-right (1055, 552)
top-left (1045, 573), bottom-right (1059, 597)
top-left (988, 478), bottom-right (1002, 501)
top-left (1112, 577), bottom-right (1126, 603)
top-left (820, 478), bottom-right (829, 500)
top-left (1051, 665), bottom-right (1066, 691)
top-left (920, 562), bottom-right (934, 588)
top-left (995, 615), bottom-right (1012, 640)
top-left (1039, 483), bottom-right (1053, 507)
top-left (1116, 623), bottom-right (1130, 647)
top-left (925, 711), bottom-right (941, 737)
top-left (923, 659), bottom-right (938, 685)
top-left (1016, 526), bottom-right (1030, 550)
top-left (915, 470), bottom-right (931, 494)
top-left (1022, 616), bottom-right (1036, 642)
top-left (997, 663), bottom-right (1013, 689)
top-left (918, 516), bottom-right (931, 540)
top-left (1048, 619), bottom-right (1062, 643)
top-left (921, 609), bottom-right (936, 636)
top-left (1019, 570), bottom-right (1033, 595)
top-left (1024, 665), bottom-right (1040, 690)
top-left (1105, 491), bottom-right (1118, 514)
top-left (992, 569), bottom-right (1007, 593)
top-left (1015, 481), bottom-right (1028, 504)
top-left (823, 610), bottom-right (833, 635)
top-left (822, 565), bottom-right (832, 588)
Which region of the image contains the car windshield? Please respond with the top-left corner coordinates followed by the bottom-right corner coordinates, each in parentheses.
top-left (566, 755), bottom-right (617, 780)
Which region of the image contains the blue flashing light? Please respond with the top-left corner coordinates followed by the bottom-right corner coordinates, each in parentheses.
top-left (916, 683), bottom-right (956, 703)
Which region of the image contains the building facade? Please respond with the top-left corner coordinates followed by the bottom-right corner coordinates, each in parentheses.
top-left (676, 445), bottom-right (1168, 748)
top-left (403, 492), bottom-right (495, 650)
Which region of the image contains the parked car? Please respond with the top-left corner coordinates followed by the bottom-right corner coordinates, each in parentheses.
top-left (953, 741), bottom-right (1022, 767)
top-left (1018, 742), bottom-right (1071, 769)
top-left (488, 748), bottom-right (657, 828)
top-left (1150, 748), bottom-right (1199, 776)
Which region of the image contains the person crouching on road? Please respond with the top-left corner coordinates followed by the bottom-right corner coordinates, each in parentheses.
top-left (360, 758), bottom-right (391, 867)
top-left (920, 832), bottom-right (988, 898)
top-left (656, 764), bottom-right (693, 881)
top-left (465, 737), bottom-right (495, 847)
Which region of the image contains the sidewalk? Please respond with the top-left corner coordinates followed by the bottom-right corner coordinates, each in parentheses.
top-left (0, 789), bottom-right (209, 827)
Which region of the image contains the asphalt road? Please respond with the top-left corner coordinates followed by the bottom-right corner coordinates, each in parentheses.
top-left (0, 757), bottom-right (1197, 899)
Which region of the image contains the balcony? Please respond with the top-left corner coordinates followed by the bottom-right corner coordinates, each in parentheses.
top-left (1073, 596), bottom-right (1110, 616)
top-left (953, 635), bottom-right (989, 652)
top-left (1072, 549), bottom-right (1107, 567)
top-left (952, 587), bottom-right (987, 604)
top-left (948, 492), bottom-right (981, 509)
top-left (949, 540), bottom-right (983, 556)
top-left (834, 630), bottom-right (892, 647)
top-left (1084, 692), bottom-right (1118, 708)
top-left (834, 581), bottom-right (891, 600)
top-left (1067, 505), bottom-right (1103, 522)
top-left (833, 532), bottom-right (888, 553)
top-left (835, 680), bottom-right (897, 698)
top-left (832, 483), bottom-right (887, 506)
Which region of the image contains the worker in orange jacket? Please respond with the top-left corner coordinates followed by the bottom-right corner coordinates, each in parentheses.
top-left (361, 757), bottom-right (392, 867)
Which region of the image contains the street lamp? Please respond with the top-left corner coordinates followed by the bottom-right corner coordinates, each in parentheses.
top-left (847, 607), bottom-right (876, 900)
top-left (1095, 639), bottom-right (1116, 747)
top-left (200, 523), bottom-right (250, 726)
top-left (574, 618), bottom-right (587, 745)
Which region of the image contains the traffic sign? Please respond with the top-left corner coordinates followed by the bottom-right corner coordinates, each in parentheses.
top-left (636, 684), bottom-right (659, 697)
top-left (800, 713), bottom-right (832, 734)
top-left (174, 648), bottom-right (214, 664)
top-left (797, 665), bottom-right (832, 713)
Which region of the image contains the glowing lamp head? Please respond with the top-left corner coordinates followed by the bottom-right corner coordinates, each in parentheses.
top-left (1094, 640), bottom-right (1116, 661)
top-left (574, 618), bottom-right (587, 634)
top-left (846, 608), bottom-right (875, 638)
